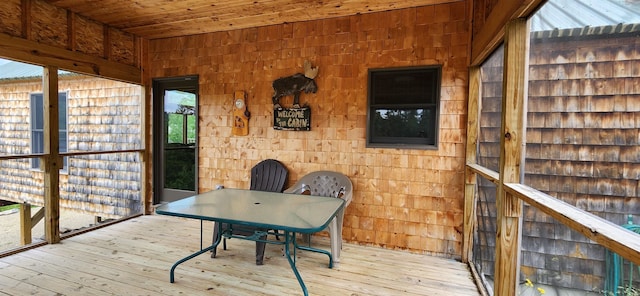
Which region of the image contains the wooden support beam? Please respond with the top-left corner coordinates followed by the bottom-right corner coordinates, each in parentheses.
top-left (140, 37), bottom-right (153, 215)
top-left (494, 18), bottom-right (529, 296)
top-left (470, 0), bottom-right (543, 66)
top-left (505, 183), bottom-right (640, 266)
top-left (466, 163), bottom-right (499, 184)
top-left (32, 207), bottom-right (45, 226)
top-left (0, 32), bottom-right (141, 84)
top-left (19, 204), bottom-right (46, 245)
top-left (19, 203), bottom-right (32, 245)
top-left (43, 66), bottom-right (61, 244)
top-left (462, 66), bottom-right (481, 263)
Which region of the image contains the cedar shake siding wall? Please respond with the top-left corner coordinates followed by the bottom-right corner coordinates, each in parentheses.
top-left (473, 45), bottom-right (504, 279)
top-left (474, 32), bottom-right (639, 291)
top-left (0, 0), bottom-right (137, 67)
top-left (148, 2), bottom-right (471, 256)
top-left (521, 32), bottom-right (640, 291)
top-left (0, 75), bottom-right (142, 218)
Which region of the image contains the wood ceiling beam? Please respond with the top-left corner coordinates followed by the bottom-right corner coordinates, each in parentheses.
top-left (44, 0), bottom-right (463, 39)
top-left (0, 32), bottom-right (141, 84)
top-left (470, 0), bottom-right (543, 66)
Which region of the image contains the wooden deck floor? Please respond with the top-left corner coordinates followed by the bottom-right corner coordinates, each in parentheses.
top-left (0, 215), bottom-right (480, 296)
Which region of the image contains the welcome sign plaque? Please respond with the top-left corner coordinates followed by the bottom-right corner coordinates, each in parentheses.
top-left (273, 107), bottom-right (311, 131)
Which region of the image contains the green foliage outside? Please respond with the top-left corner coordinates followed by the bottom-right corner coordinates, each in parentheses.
top-left (164, 94), bottom-right (196, 191)
top-left (166, 94), bottom-right (196, 144)
top-left (372, 109), bottom-right (434, 143)
top-left (166, 113), bottom-right (196, 144)
top-left (0, 203), bottom-right (20, 212)
top-left (603, 286), bottom-right (640, 296)
top-left (164, 144), bottom-right (195, 191)
top-left (0, 203), bottom-right (37, 213)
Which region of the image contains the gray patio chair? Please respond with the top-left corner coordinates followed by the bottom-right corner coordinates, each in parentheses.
top-left (211, 159), bottom-right (288, 265)
top-left (284, 170), bottom-right (353, 263)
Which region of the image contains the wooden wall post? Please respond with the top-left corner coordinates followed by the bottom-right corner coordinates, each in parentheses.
top-left (19, 203), bottom-right (32, 245)
top-left (140, 37), bottom-right (154, 215)
top-left (463, 66), bottom-right (481, 263)
top-left (43, 66), bottom-right (61, 244)
top-left (19, 204), bottom-right (45, 245)
top-left (494, 18), bottom-right (529, 296)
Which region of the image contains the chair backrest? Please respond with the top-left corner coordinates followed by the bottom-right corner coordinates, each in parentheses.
top-left (285, 171), bottom-right (353, 206)
top-left (250, 159), bottom-right (289, 192)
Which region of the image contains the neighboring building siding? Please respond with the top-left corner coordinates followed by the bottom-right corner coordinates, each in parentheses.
top-left (0, 80), bottom-right (44, 203)
top-left (149, 2), bottom-right (470, 257)
top-left (522, 32), bottom-right (640, 291)
top-left (474, 31), bottom-right (640, 291)
top-left (0, 74), bottom-right (143, 218)
top-left (473, 45), bottom-right (504, 280)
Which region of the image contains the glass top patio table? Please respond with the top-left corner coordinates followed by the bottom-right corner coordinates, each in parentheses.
top-left (156, 188), bottom-right (345, 233)
top-left (155, 188), bottom-right (345, 296)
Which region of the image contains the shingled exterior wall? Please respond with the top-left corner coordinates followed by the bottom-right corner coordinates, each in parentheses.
top-left (0, 74), bottom-right (143, 218)
top-left (523, 31), bottom-right (640, 291)
top-left (473, 45), bottom-right (504, 281)
top-left (475, 31), bottom-right (640, 291)
top-left (148, 2), bottom-right (470, 256)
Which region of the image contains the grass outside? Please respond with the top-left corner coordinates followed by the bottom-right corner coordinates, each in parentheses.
top-left (0, 203), bottom-right (38, 213)
top-left (0, 203), bottom-right (20, 212)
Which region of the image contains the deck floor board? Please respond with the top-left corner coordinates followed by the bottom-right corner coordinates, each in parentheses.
top-left (0, 215), bottom-right (480, 296)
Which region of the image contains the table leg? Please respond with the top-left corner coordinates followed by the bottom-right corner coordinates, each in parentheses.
top-left (293, 237), bottom-right (334, 268)
top-left (170, 222), bottom-right (223, 283)
top-left (284, 231), bottom-right (308, 296)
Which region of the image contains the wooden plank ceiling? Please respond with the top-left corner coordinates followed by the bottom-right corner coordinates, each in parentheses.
top-left (44, 0), bottom-right (461, 39)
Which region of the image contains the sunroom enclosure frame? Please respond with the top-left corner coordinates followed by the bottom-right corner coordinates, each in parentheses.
top-left (0, 32), bottom-right (148, 246)
top-left (0, 0), bottom-right (638, 296)
top-left (463, 1), bottom-right (640, 295)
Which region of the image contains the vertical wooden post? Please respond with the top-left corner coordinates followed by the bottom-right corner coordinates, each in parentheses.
top-left (494, 18), bottom-right (529, 296)
top-left (463, 66), bottom-right (481, 262)
top-left (140, 37), bottom-right (153, 215)
top-left (43, 66), bottom-right (61, 244)
top-left (19, 203), bottom-right (32, 245)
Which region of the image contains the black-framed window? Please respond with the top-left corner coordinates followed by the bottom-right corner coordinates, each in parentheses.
top-left (31, 92), bottom-right (68, 171)
top-left (367, 65), bottom-right (441, 149)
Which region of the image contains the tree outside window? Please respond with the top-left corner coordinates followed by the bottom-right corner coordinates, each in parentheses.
top-left (367, 66), bottom-right (441, 149)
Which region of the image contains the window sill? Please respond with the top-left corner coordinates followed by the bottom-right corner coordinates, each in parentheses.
top-left (366, 142), bottom-right (438, 150)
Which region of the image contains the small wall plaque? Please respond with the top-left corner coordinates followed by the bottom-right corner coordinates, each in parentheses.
top-left (273, 106), bottom-right (311, 131)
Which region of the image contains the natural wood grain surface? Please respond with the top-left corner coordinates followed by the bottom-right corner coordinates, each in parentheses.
top-left (148, 3), bottom-right (471, 255)
top-left (44, 0), bottom-right (463, 39)
top-left (493, 18), bottom-right (528, 296)
top-left (0, 215), bottom-right (480, 296)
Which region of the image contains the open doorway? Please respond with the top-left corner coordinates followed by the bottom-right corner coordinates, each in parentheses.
top-left (152, 76), bottom-right (198, 204)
